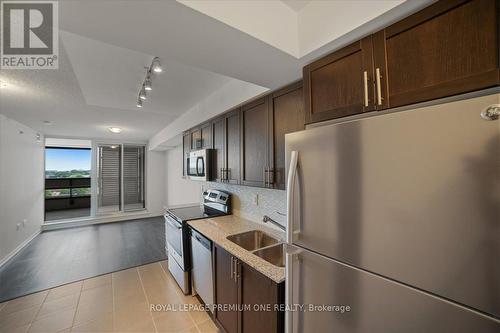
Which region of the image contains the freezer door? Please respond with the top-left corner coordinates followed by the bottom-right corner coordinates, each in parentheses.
top-left (285, 93), bottom-right (500, 317)
top-left (285, 245), bottom-right (500, 333)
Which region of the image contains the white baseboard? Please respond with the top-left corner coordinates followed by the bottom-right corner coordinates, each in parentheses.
top-left (41, 211), bottom-right (163, 231)
top-left (0, 229), bottom-right (41, 268)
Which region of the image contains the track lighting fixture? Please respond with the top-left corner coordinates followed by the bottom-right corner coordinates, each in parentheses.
top-left (135, 57), bottom-right (163, 108)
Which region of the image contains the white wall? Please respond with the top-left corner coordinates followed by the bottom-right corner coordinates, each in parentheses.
top-left (165, 146), bottom-right (202, 207)
top-left (0, 115), bottom-right (44, 265)
top-left (146, 150), bottom-right (167, 215)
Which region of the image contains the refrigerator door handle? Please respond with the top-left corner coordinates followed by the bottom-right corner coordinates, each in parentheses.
top-left (287, 151), bottom-right (300, 242)
top-left (285, 245), bottom-right (302, 333)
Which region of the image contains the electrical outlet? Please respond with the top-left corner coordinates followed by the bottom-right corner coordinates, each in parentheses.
top-left (253, 194), bottom-right (259, 206)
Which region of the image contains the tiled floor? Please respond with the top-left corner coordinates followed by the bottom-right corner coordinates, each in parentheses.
top-left (0, 261), bottom-right (220, 333)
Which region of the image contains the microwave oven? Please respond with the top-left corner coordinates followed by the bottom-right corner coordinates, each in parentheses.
top-left (187, 149), bottom-right (213, 181)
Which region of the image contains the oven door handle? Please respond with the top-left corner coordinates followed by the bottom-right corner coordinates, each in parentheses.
top-left (166, 218), bottom-right (182, 230)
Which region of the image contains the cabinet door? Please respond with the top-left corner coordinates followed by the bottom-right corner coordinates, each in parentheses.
top-left (191, 128), bottom-right (202, 150)
top-left (225, 109), bottom-right (241, 184)
top-left (200, 122), bottom-right (212, 149)
top-left (304, 36), bottom-right (375, 123)
top-left (214, 245), bottom-right (239, 333)
top-left (241, 97), bottom-right (269, 187)
top-left (212, 117), bottom-right (225, 182)
top-left (269, 82), bottom-right (304, 190)
top-left (182, 132), bottom-right (191, 177)
top-left (240, 262), bottom-right (284, 333)
top-left (376, 0), bottom-right (500, 109)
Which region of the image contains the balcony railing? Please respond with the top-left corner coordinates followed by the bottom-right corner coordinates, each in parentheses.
top-left (45, 177), bottom-right (91, 212)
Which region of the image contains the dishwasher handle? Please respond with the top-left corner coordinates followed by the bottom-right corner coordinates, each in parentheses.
top-left (192, 229), bottom-right (211, 251)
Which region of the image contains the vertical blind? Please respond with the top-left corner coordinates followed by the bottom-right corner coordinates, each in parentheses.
top-left (98, 146), bottom-right (121, 208)
top-left (98, 144), bottom-right (145, 212)
top-left (123, 146), bottom-right (145, 210)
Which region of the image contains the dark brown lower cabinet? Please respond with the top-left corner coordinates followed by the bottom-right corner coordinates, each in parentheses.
top-left (214, 244), bottom-right (239, 333)
top-left (214, 244), bottom-right (284, 333)
top-left (240, 262), bottom-right (284, 333)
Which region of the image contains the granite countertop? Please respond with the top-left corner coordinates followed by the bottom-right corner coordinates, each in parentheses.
top-left (188, 215), bottom-right (286, 283)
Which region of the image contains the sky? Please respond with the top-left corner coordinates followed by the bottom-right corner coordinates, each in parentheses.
top-left (45, 148), bottom-right (91, 171)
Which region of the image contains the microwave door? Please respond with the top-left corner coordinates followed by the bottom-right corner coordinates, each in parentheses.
top-left (196, 156), bottom-right (205, 176)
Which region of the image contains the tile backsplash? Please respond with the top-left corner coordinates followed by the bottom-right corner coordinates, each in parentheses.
top-left (202, 182), bottom-right (286, 229)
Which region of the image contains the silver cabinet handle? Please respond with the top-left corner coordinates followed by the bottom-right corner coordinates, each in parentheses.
top-left (263, 167), bottom-right (268, 186)
top-left (234, 258), bottom-right (239, 282)
top-left (363, 70), bottom-right (369, 107)
top-left (286, 151), bottom-right (299, 242)
top-left (268, 168), bottom-right (274, 186)
top-left (230, 256), bottom-right (234, 279)
top-left (375, 67), bottom-right (383, 106)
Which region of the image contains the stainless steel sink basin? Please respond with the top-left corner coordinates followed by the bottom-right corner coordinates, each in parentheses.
top-left (253, 244), bottom-right (285, 268)
top-left (227, 230), bottom-right (279, 251)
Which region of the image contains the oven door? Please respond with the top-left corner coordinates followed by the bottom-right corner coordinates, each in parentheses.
top-left (165, 213), bottom-right (184, 267)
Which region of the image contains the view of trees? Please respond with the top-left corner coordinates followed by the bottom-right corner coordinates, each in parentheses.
top-left (45, 169), bottom-right (90, 178)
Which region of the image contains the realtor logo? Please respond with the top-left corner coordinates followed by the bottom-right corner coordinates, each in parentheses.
top-left (1, 1), bottom-right (58, 69)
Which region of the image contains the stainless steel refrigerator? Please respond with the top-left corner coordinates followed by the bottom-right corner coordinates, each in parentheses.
top-left (284, 93), bottom-right (500, 333)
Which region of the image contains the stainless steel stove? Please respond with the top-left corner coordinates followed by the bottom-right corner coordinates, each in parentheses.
top-left (165, 189), bottom-right (231, 294)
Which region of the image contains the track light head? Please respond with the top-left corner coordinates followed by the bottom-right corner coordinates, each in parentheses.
top-left (136, 99), bottom-right (143, 108)
top-left (151, 57), bottom-right (162, 73)
top-left (139, 88), bottom-right (147, 100)
top-left (144, 77), bottom-right (152, 91)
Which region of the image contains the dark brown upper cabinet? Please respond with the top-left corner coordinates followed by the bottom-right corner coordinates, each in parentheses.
top-left (213, 244), bottom-right (284, 333)
top-left (304, 36), bottom-right (376, 123)
top-left (269, 82), bottom-right (305, 190)
top-left (200, 122), bottom-right (212, 149)
top-left (190, 128), bottom-right (202, 150)
top-left (304, 0), bottom-right (500, 123)
top-left (241, 97), bottom-right (270, 187)
top-left (212, 109), bottom-right (241, 184)
top-left (377, 0), bottom-right (500, 109)
top-left (182, 132), bottom-right (191, 177)
top-left (212, 117), bottom-right (225, 182)
top-left (225, 110), bottom-right (241, 184)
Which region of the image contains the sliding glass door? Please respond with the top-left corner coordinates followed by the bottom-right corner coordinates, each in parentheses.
top-left (97, 144), bottom-right (145, 214)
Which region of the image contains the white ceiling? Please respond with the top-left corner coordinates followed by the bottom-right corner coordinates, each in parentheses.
top-left (281, 0), bottom-right (312, 12)
top-left (0, 0), bottom-right (432, 143)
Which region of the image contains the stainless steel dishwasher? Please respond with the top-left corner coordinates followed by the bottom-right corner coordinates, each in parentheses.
top-left (190, 228), bottom-right (214, 311)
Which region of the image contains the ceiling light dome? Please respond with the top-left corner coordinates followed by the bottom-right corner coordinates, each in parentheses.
top-left (151, 57), bottom-right (162, 73)
top-left (108, 127), bottom-right (122, 133)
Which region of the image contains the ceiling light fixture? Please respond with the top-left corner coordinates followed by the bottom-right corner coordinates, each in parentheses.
top-left (135, 57), bottom-right (163, 108)
top-left (108, 127), bottom-right (122, 133)
top-left (43, 120), bottom-right (53, 125)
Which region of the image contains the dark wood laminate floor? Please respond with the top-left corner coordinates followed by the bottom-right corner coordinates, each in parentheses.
top-left (0, 216), bottom-right (166, 302)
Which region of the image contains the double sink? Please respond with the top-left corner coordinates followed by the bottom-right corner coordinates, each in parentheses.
top-left (227, 230), bottom-right (285, 267)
